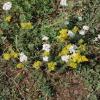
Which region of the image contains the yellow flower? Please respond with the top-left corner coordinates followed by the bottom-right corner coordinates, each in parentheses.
top-left (33, 61), bottom-right (42, 70)
top-left (68, 62), bottom-right (78, 69)
top-left (59, 29), bottom-right (68, 34)
top-left (59, 44), bottom-right (72, 56)
top-left (58, 29), bottom-right (68, 42)
top-left (71, 53), bottom-right (88, 63)
top-left (78, 44), bottom-right (86, 52)
top-left (81, 56), bottom-right (88, 62)
top-left (4, 16), bottom-right (11, 22)
top-left (59, 48), bottom-right (68, 56)
top-left (72, 26), bottom-right (79, 33)
top-left (3, 53), bottom-right (11, 60)
top-left (10, 52), bottom-right (19, 58)
top-left (72, 53), bottom-right (81, 61)
top-left (78, 39), bottom-right (84, 44)
top-left (43, 51), bottom-right (50, 56)
top-left (21, 22), bottom-right (33, 29)
top-left (47, 62), bottom-right (57, 71)
top-left (16, 63), bottom-right (24, 68)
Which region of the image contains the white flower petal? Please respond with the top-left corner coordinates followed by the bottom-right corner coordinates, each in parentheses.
top-left (3, 2), bottom-right (12, 11)
top-left (19, 52), bottom-right (27, 62)
top-left (78, 16), bottom-right (82, 21)
top-left (42, 35), bottom-right (49, 41)
top-left (60, 0), bottom-right (68, 6)
top-left (83, 25), bottom-right (89, 31)
top-left (68, 30), bottom-right (75, 37)
top-left (61, 55), bottom-right (70, 62)
top-left (43, 44), bottom-right (51, 52)
top-left (98, 34), bottom-right (100, 39)
top-left (94, 37), bottom-right (98, 42)
top-left (43, 56), bottom-right (49, 62)
top-left (79, 30), bottom-right (85, 35)
top-left (69, 45), bottom-right (77, 53)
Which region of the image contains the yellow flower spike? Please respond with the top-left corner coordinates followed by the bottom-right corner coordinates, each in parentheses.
top-left (72, 26), bottom-right (79, 33)
top-left (43, 51), bottom-right (50, 56)
top-left (21, 22), bottom-right (33, 29)
top-left (47, 62), bottom-right (57, 71)
top-left (4, 16), bottom-right (11, 22)
top-left (16, 63), bottom-right (24, 69)
top-left (3, 53), bottom-right (11, 60)
top-left (33, 61), bottom-right (42, 70)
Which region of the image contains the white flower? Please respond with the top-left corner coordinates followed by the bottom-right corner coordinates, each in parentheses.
top-left (83, 25), bottom-right (89, 31)
top-left (65, 21), bottom-right (69, 25)
top-left (3, 2), bottom-right (12, 11)
top-left (43, 56), bottom-right (49, 62)
top-left (60, 0), bottom-right (68, 6)
top-left (61, 55), bottom-right (70, 62)
top-left (78, 16), bottom-right (82, 21)
top-left (68, 30), bottom-right (75, 37)
top-left (42, 35), bottom-right (49, 41)
top-left (69, 45), bottom-right (77, 53)
top-left (79, 30), bottom-right (85, 35)
top-left (98, 34), bottom-right (100, 39)
top-left (19, 52), bottom-right (27, 62)
top-left (43, 44), bottom-right (51, 52)
top-left (94, 37), bottom-right (98, 42)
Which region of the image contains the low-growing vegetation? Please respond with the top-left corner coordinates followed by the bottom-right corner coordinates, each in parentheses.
top-left (0, 0), bottom-right (100, 100)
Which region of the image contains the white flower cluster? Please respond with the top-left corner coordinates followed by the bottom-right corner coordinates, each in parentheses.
top-left (79, 25), bottom-right (89, 35)
top-left (3, 2), bottom-right (12, 11)
top-left (61, 55), bottom-right (70, 63)
top-left (42, 35), bottom-right (49, 41)
top-left (60, 0), bottom-right (68, 6)
top-left (69, 45), bottom-right (77, 54)
top-left (78, 16), bottom-right (82, 21)
top-left (94, 34), bottom-right (100, 42)
top-left (42, 35), bottom-right (50, 62)
top-left (19, 52), bottom-right (28, 62)
top-left (42, 44), bottom-right (51, 52)
top-left (68, 30), bottom-right (75, 38)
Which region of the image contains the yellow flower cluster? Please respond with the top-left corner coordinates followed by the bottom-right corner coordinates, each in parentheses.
top-left (32, 61), bottom-right (57, 72)
top-left (58, 42), bottom-right (88, 69)
top-left (4, 15), bottom-right (11, 22)
top-left (47, 62), bottom-right (57, 71)
top-left (71, 53), bottom-right (88, 63)
top-left (58, 26), bottom-right (79, 42)
top-left (21, 22), bottom-right (33, 29)
top-left (33, 61), bottom-right (42, 70)
top-left (3, 53), bottom-right (11, 60)
top-left (58, 29), bottom-right (68, 42)
top-left (72, 26), bottom-right (79, 33)
top-left (16, 63), bottom-right (24, 68)
top-left (78, 44), bottom-right (86, 52)
top-left (3, 51), bottom-right (18, 60)
top-left (68, 53), bottom-right (88, 68)
top-left (59, 44), bottom-right (72, 56)
top-left (43, 51), bottom-right (50, 56)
